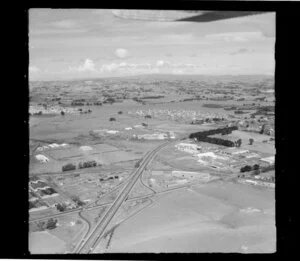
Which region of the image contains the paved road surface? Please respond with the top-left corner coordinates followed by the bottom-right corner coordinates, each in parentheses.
top-left (76, 141), bottom-right (172, 253)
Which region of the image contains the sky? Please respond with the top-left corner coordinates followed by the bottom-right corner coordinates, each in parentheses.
top-left (29, 9), bottom-right (275, 81)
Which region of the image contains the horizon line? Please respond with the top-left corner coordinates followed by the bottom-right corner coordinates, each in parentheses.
top-left (29, 73), bottom-right (274, 83)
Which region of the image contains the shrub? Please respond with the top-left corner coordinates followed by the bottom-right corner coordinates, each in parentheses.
top-left (62, 163), bottom-right (76, 172)
top-left (46, 218), bottom-right (57, 230)
top-left (253, 164), bottom-right (260, 170)
top-left (109, 117), bottom-right (116, 122)
top-left (56, 203), bottom-right (67, 212)
top-left (42, 187), bottom-right (57, 195)
top-left (79, 160), bottom-right (97, 169)
top-left (36, 221), bottom-right (46, 231)
top-left (235, 139), bottom-right (242, 147)
top-left (240, 165), bottom-right (252, 173)
top-left (71, 196), bottom-right (85, 207)
top-left (118, 111), bottom-right (123, 114)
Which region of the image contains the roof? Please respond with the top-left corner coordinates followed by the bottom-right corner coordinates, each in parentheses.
top-left (260, 156), bottom-right (275, 164)
top-left (223, 148), bottom-right (249, 154)
top-left (176, 143), bottom-right (199, 147)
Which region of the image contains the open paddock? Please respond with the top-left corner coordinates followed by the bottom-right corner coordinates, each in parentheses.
top-left (105, 179), bottom-right (275, 253)
top-left (42, 194), bottom-right (70, 206)
top-left (29, 207), bottom-right (58, 221)
top-left (222, 131), bottom-right (275, 155)
top-left (29, 231), bottom-right (67, 254)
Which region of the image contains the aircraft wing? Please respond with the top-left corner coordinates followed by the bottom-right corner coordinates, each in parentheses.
top-left (112, 10), bottom-right (265, 22)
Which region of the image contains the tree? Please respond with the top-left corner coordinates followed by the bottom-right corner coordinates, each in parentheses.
top-left (61, 111), bottom-right (65, 116)
top-left (56, 203), bottom-right (67, 212)
top-left (36, 221), bottom-right (46, 231)
top-left (237, 139), bottom-right (242, 147)
top-left (249, 138), bottom-right (254, 145)
top-left (240, 165), bottom-right (252, 173)
top-left (253, 164), bottom-right (260, 171)
top-left (62, 163), bottom-right (76, 172)
top-left (46, 218), bottom-right (57, 230)
top-left (71, 195), bottom-right (85, 207)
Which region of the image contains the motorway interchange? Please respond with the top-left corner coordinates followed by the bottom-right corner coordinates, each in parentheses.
top-left (30, 140), bottom-right (194, 253)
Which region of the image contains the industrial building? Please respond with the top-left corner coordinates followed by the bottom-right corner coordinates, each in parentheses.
top-left (222, 147), bottom-right (249, 155)
top-left (260, 156), bottom-right (275, 165)
top-left (175, 143), bottom-right (201, 154)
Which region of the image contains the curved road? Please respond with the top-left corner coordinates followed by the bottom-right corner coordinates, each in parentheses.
top-left (76, 141), bottom-right (173, 253)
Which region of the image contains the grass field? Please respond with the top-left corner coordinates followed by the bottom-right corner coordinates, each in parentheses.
top-left (105, 180), bottom-right (275, 253)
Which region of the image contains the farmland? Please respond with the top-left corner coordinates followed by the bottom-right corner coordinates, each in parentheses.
top-left (29, 74), bottom-right (275, 253)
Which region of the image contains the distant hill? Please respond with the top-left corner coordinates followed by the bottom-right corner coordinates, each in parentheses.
top-left (86, 74), bottom-right (274, 82)
top-left (30, 73), bottom-right (274, 84)
top-left (29, 74), bottom-right (274, 91)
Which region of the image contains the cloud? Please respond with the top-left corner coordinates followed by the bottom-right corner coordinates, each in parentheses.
top-left (29, 66), bottom-right (40, 73)
top-left (159, 33), bottom-right (195, 44)
top-left (115, 48), bottom-right (129, 59)
top-left (52, 20), bottom-right (80, 29)
top-left (68, 59), bottom-right (96, 72)
top-left (78, 59), bottom-right (96, 72)
top-left (155, 60), bottom-right (198, 69)
top-left (172, 68), bottom-right (184, 74)
top-left (156, 60), bottom-right (171, 68)
top-left (30, 29), bottom-right (87, 35)
top-left (100, 63), bottom-right (119, 72)
top-left (205, 32), bottom-right (264, 42)
top-left (100, 62), bottom-right (152, 73)
top-left (230, 48), bottom-right (250, 55)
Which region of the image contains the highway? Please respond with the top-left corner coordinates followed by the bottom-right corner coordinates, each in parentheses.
top-left (29, 181), bottom-right (192, 223)
top-left (76, 141), bottom-right (172, 253)
top-left (30, 138), bottom-right (224, 253)
top-left (29, 180), bottom-right (191, 224)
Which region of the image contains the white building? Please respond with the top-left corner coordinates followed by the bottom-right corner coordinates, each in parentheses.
top-left (260, 156), bottom-right (275, 165)
top-left (175, 143), bottom-right (201, 154)
top-left (37, 143), bottom-right (68, 151)
top-left (35, 154), bottom-right (49, 163)
top-left (138, 133), bottom-right (167, 140)
top-left (223, 148), bottom-right (249, 155)
top-left (197, 152), bottom-right (227, 160)
top-left (245, 153), bottom-right (259, 159)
